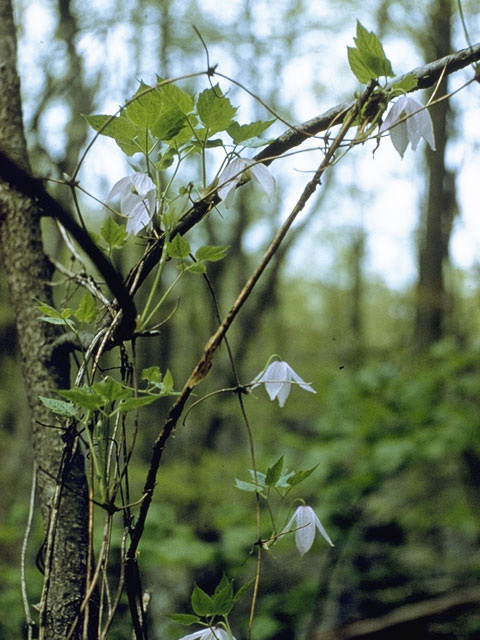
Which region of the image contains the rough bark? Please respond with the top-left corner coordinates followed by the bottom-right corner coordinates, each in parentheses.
top-left (414, 0), bottom-right (457, 349)
top-left (0, 1), bottom-right (90, 637)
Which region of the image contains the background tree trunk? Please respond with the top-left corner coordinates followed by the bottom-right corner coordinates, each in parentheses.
top-left (414, 0), bottom-right (457, 349)
top-left (0, 1), bottom-right (90, 636)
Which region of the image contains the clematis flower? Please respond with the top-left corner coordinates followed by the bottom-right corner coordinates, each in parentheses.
top-left (380, 95), bottom-right (436, 158)
top-left (217, 156), bottom-right (275, 207)
top-left (106, 173), bottom-right (157, 235)
top-left (251, 360), bottom-right (315, 407)
top-left (177, 627), bottom-right (234, 640)
top-left (279, 505), bottom-right (334, 554)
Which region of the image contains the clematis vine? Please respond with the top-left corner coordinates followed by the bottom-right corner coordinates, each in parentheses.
top-left (177, 627), bottom-right (235, 640)
top-left (217, 156), bottom-right (275, 207)
top-left (380, 95), bottom-right (436, 158)
top-left (106, 172), bottom-right (157, 235)
top-left (279, 505), bottom-right (334, 554)
top-left (251, 360), bottom-right (315, 407)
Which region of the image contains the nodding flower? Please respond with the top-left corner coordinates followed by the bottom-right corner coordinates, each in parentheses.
top-left (380, 95), bottom-right (436, 158)
top-left (251, 360), bottom-right (315, 407)
top-left (106, 173), bottom-right (157, 235)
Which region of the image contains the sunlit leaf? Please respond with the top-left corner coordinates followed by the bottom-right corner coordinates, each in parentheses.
top-left (347, 21), bottom-right (394, 83)
top-left (195, 245), bottom-right (229, 262)
top-left (197, 85), bottom-right (237, 134)
top-left (100, 217), bottom-right (128, 249)
top-left (227, 119), bottom-right (275, 144)
top-left (40, 396), bottom-right (77, 417)
top-left (74, 291), bottom-right (98, 324)
top-left (191, 583), bottom-right (215, 617)
top-left (167, 234), bottom-right (191, 259)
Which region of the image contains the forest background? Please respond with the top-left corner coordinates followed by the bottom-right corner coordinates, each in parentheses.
top-left (1, 0), bottom-right (480, 638)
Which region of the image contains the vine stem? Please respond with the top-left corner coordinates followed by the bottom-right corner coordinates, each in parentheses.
top-left (126, 80), bottom-right (377, 567)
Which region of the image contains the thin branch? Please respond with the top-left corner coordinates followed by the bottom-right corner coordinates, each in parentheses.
top-left (124, 42), bottom-right (480, 298)
top-left (254, 41), bottom-right (480, 165)
top-left (21, 462), bottom-right (37, 640)
top-left (0, 149), bottom-right (136, 339)
top-left (126, 80), bottom-right (377, 562)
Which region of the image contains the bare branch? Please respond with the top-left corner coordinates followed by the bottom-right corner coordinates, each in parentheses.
top-left (0, 149), bottom-right (137, 339)
top-left (255, 41), bottom-right (480, 164)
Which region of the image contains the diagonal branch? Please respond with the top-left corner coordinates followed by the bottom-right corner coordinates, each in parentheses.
top-left (125, 42), bottom-right (480, 297)
top-left (254, 41), bottom-right (480, 164)
top-left (126, 80), bottom-right (377, 566)
top-left (0, 149), bottom-right (137, 339)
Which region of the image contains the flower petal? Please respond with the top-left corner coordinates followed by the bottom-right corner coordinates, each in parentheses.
top-left (313, 511), bottom-right (334, 547)
top-left (406, 105), bottom-right (435, 151)
top-left (379, 97), bottom-right (407, 134)
top-left (249, 162), bottom-right (276, 199)
top-left (217, 157), bottom-right (248, 204)
top-left (390, 121), bottom-right (409, 158)
top-left (129, 172), bottom-right (155, 195)
top-left (279, 510), bottom-right (298, 539)
top-left (287, 366), bottom-right (316, 394)
top-left (176, 630), bottom-right (206, 640)
top-left (295, 507), bottom-right (316, 555)
top-left (106, 176), bottom-right (131, 202)
top-left (125, 201), bottom-right (151, 235)
top-left (263, 361), bottom-right (288, 403)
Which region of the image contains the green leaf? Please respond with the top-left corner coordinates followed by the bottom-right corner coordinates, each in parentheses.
top-left (391, 74), bottom-right (418, 93)
top-left (212, 574), bottom-right (234, 615)
top-left (126, 82), bottom-right (164, 128)
top-left (150, 108), bottom-right (187, 141)
top-left (75, 292), bottom-right (98, 324)
top-left (233, 577), bottom-right (256, 604)
top-left (196, 85), bottom-right (237, 134)
top-left (167, 613), bottom-right (202, 626)
top-left (265, 456), bottom-right (284, 487)
top-left (347, 21), bottom-right (394, 83)
top-left (288, 465), bottom-right (318, 487)
top-left (167, 234), bottom-right (191, 259)
top-left (40, 396), bottom-right (77, 417)
top-left (184, 262), bottom-right (206, 274)
top-left (195, 245), bottom-right (229, 262)
top-left (158, 81), bottom-right (194, 114)
top-left (57, 387), bottom-right (105, 411)
top-left (92, 377), bottom-right (131, 403)
top-left (100, 217), bottom-right (128, 249)
top-left (83, 112), bottom-right (149, 156)
top-left (37, 302), bottom-right (72, 319)
top-left (83, 112), bottom-right (137, 140)
top-left (249, 469), bottom-right (266, 485)
top-left (191, 583), bottom-right (215, 617)
top-left (119, 395), bottom-right (158, 412)
top-left (227, 119), bottom-right (275, 144)
top-left (161, 369), bottom-right (174, 395)
top-left (234, 478), bottom-right (261, 493)
top-left (166, 114), bottom-right (199, 148)
top-left (37, 303), bottom-right (75, 329)
top-left (238, 135), bottom-right (275, 148)
top-left (155, 148), bottom-right (176, 171)
top-left (142, 366), bottom-right (163, 385)
top-left (39, 316), bottom-right (74, 327)
top-left (275, 470), bottom-right (295, 488)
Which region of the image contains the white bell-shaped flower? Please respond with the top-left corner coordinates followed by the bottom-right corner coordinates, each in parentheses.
top-left (380, 95), bottom-right (436, 158)
top-left (177, 627), bottom-right (234, 640)
top-left (217, 157), bottom-right (275, 207)
top-left (251, 360), bottom-right (315, 407)
top-left (279, 505), bottom-right (334, 554)
top-left (107, 172), bottom-right (157, 235)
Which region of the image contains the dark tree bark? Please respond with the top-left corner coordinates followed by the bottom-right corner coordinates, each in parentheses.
top-left (414, 0), bottom-right (457, 349)
top-left (0, 1), bottom-right (90, 637)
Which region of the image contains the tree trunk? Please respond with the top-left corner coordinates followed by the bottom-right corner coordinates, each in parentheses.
top-left (414, 0), bottom-right (457, 349)
top-left (0, 1), bottom-right (90, 637)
